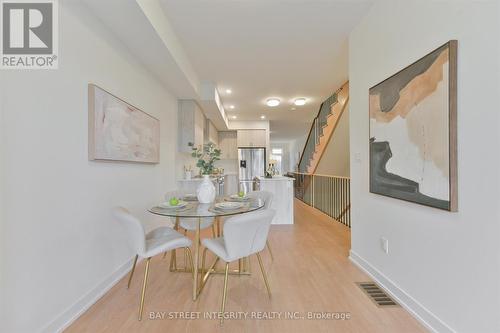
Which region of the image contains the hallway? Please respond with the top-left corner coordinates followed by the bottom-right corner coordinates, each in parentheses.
top-left (66, 200), bottom-right (426, 333)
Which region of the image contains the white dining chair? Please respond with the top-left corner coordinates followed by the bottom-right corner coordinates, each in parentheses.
top-left (113, 206), bottom-right (194, 321)
top-left (201, 208), bottom-right (276, 325)
top-left (246, 191), bottom-right (274, 260)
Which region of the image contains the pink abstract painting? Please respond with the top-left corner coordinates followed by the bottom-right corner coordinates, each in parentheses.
top-left (88, 84), bottom-right (160, 163)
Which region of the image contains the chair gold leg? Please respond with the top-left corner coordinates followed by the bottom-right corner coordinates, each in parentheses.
top-left (185, 247), bottom-right (194, 280)
top-left (127, 255), bottom-right (138, 289)
top-left (211, 224), bottom-right (216, 238)
top-left (220, 262), bottom-right (230, 325)
top-left (138, 258), bottom-right (151, 321)
top-left (169, 249), bottom-right (177, 271)
top-left (256, 253), bottom-right (271, 298)
top-left (201, 247), bottom-right (208, 281)
top-left (162, 251), bottom-right (167, 259)
top-left (266, 240), bottom-right (274, 261)
top-left (184, 247), bottom-right (188, 269)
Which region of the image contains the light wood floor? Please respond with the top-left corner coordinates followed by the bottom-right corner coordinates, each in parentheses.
top-left (66, 200), bottom-right (427, 333)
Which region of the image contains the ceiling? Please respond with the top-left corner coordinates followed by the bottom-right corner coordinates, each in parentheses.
top-left (159, 0), bottom-right (373, 141)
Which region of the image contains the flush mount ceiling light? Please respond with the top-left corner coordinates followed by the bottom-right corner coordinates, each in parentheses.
top-left (229, 105), bottom-right (235, 109)
top-left (294, 98), bottom-right (307, 106)
top-left (231, 115), bottom-right (237, 119)
top-left (260, 115), bottom-right (266, 119)
top-left (225, 89), bottom-right (232, 94)
top-left (266, 98), bottom-right (280, 107)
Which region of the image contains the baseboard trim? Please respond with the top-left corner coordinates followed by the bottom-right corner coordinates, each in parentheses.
top-left (40, 256), bottom-right (136, 333)
top-left (349, 250), bottom-right (455, 333)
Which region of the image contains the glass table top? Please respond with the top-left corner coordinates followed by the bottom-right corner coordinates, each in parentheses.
top-left (148, 196), bottom-right (265, 218)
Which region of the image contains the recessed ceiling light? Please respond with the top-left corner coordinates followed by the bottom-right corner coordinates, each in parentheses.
top-left (260, 115), bottom-right (266, 119)
top-left (266, 98), bottom-right (280, 107)
top-left (294, 98), bottom-right (307, 106)
top-left (226, 89), bottom-right (232, 94)
top-left (231, 115), bottom-right (237, 119)
top-left (291, 107), bottom-right (296, 111)
top-left (229, 105), bottom-right (235, 109)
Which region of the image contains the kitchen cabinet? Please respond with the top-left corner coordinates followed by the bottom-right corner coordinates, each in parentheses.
top-left (225, 174), bottom-right (239, 195)
top-left (218, 131), bottom-right (238, 159)
top-left (178, 100), bottom-right (205, 152)
top-left (205, 119), bottom-right (218, 146)
top-left (237, 129), bottom-right (266, 147)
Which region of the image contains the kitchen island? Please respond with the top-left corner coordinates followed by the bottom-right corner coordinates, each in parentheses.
top-left (256, 176), bottom-right (295, 224)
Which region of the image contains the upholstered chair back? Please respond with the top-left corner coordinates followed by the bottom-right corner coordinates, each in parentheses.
top-left (113, 207), bottom-right (146, 255)
top-left (223, 209), bottom-right (275, 260)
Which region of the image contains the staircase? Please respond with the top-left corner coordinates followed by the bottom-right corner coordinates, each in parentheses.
top-left (298, 82), bottom-right (349, 173)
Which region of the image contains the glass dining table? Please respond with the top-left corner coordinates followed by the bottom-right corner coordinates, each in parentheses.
top-left (148, 196), bottom-right (265, 301)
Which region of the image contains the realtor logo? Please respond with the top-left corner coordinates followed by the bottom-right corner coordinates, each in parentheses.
top-left (1, 0), bottom-right (58, 69)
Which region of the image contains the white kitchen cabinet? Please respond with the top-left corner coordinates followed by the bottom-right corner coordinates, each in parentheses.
top-left (225, 174), bottom-right (239, 195)
top-left (218, 131), bottom-right (238, 159)
top-left (178, 100), bottom-right (205, 152)
top-left (205, 119), bottom-right (218, 146)
top-left (237, 129), bottom-right (266, 147)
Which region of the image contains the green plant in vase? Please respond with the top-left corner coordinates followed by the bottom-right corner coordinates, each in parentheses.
top-left (189, 142), bottom-right (221, 203)
top-left (189, 142), bottom-right (221, 175)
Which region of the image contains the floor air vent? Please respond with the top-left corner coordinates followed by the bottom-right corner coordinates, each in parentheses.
top-left (356, 282), bottom-right (399, 307)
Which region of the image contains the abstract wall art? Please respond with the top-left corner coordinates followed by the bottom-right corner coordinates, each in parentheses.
top-left (88, 84), bottom-right (160, 163)
top-left (369, 41), bottom-right (457, 211)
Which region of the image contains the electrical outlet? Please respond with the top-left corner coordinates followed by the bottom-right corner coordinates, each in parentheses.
top-left (354, 152), bottom-right (362, 163)
top-left (380, 237), bottom-right (389, 254)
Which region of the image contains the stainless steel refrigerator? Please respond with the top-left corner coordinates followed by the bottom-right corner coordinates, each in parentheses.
top-left (238, 148), bottom-right (266, 193)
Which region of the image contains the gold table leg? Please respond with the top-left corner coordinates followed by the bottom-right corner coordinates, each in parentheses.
top-left (170, 217), bottom-right (180, 271)
top-left (216, 217), bottom-right (221, 237)
top-left (256, 253), bottom-right (271, 298)
top-left (192, 217), bottom-right (201, 300)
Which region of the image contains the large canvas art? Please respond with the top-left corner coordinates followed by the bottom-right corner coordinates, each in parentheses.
top-left (369, 41), bottom-right (457, 211)
top-left (88, 84), bottom-right (160, 163)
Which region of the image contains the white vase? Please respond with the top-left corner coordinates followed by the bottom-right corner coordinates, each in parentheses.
top-left (197, 175), bottom-right (216, 203)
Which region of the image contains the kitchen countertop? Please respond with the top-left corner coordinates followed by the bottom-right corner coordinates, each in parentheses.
top-left (178, 175), bottom-right (228, 182)
top-left (257, 176), bottom-right (294, 181)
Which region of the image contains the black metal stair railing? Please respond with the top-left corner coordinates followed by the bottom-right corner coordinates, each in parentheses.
top-left (289, 172), bottom-right (351, 228)
top-left (298, 92), bottom-right (338, 172)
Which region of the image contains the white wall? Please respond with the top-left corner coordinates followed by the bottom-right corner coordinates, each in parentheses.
top-left (0, 2), bottom-right (179, 332)
top-left (288, 134), bottom-right (307, 172)
top-left (315, 105), bottom-right (350, 177)
top-left (349, 1), bottom-right (500, 332)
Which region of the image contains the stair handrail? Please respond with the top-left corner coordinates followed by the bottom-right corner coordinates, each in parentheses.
top-left (297, 85), bottom-right (345, 172)
top-left (297, 108), bottom-right (321, 172)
